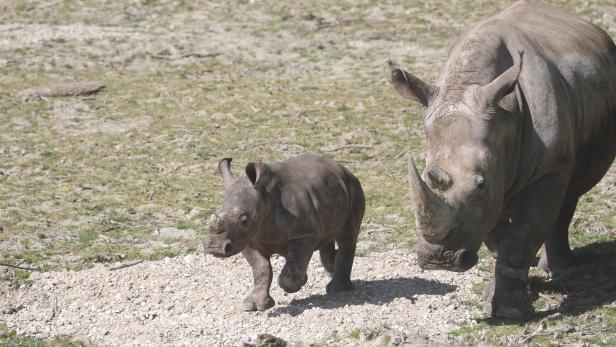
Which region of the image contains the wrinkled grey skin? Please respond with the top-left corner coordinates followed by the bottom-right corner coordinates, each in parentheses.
top-left (389, 1), bottom-right (616, 320)
top-left (203, 154), bottom-right (365, 311)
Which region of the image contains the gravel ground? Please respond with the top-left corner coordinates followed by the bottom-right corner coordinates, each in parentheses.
top-left (0, 242), bottom-right (486, 346)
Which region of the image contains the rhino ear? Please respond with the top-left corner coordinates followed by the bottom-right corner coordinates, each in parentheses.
top-left (245, 161), bottom-right (276, 194)
top-left (478, 50), bottom-right (523, 106)
top-left (218, 158), bottom-right (234, 188)
top-left (387, 58), bottom-right (436, 107)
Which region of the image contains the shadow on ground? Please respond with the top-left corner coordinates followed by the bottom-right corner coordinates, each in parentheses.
top-left (268, 276), bottom-right (456, 317)
top-left (538, 240), bottom-right (616, 315)
top-left (485, 239), bottom-right (616, 325)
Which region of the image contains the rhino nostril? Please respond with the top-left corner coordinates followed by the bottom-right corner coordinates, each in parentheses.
top-left (223, 241), bottom-right (234, 255)
top-left (456, 249), bottom-right (478, 270)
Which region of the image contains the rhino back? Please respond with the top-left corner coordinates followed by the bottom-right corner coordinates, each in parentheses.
top-left (272, 154), bottom-right (362, 241)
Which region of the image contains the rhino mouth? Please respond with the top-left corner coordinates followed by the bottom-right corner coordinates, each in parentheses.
top-left (202, 233), bottom-right (239, 258)
top-left (416, 238), bottom-right (478, 272)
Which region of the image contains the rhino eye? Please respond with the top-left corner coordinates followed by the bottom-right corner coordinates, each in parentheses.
top-left (239, 214), bottom-right (249, 227)
top-left (473, 174), bottom-right (486, 189)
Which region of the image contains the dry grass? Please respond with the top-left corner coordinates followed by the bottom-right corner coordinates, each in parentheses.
top-left (0, 0), bottom-right (614, 345)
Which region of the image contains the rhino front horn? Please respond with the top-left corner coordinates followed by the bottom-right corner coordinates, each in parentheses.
top-left (407, 155), bottom-right (454, 243)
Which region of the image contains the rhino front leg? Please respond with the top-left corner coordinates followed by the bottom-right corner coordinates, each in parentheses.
top-left (279, 238), bottom-right (314, 293)
top-left (242, 246), bottom-right (275, 311)
top-left (485, 174), bottom-right (568, 320)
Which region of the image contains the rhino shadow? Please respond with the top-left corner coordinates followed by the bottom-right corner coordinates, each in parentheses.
top-left (539, 240), bottom-right (616, 316)
top-left (267, 276), bottom-right (456, 317)
top-left (484, 239), bottom-right (616, 324)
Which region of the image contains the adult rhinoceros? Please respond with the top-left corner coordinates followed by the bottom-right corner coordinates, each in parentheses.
top-left (388, 0), bottom-right (616, 320)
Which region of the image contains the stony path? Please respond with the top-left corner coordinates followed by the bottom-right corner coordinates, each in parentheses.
top-left (0, 244), bottom-right (487, 346)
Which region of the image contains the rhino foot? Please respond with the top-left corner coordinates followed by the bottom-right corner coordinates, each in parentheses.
top-left (483, 300), bottom-right (533, 321)
top-left (537, 251), bottom-right (578, 277)
top-left (483, 275), bottom-right (533, 321)
top-left (279, 273), bottom-right (307, 293)
top-left (326, 279), bottom-right (354, 294)
top-left (242, 294), bottom-right (275, 311)
top-left (494, 306), bottom-right (528, 321)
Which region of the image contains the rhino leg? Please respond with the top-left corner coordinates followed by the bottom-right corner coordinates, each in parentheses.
top-left (326, 219), bottom-right (361, 294)
top-left (242, 246), bottom-right (275, 311)
top-left (319, 242), bottom-right (336, 277)
top-left (538, 195), bottom-right (579, 276)
top-left (279, 238), bottom-right (314, 293)
top-left (486, 175), bottom-right (568, 320)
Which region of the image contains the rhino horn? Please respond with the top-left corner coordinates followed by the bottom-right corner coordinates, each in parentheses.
top-left (218, 158), bottom-right (234, 188)
top-left (408, 155), bottom-right (454, 243)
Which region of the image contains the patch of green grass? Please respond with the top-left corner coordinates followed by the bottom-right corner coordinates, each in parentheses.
top-left (449, 320), bottom-right (525, 345)
top-left (472, 281), bottom-right (486, 296)
top-left (78, 227), bottom-right (98, 246)
top-left (0, 323), bottom-right (89, 347)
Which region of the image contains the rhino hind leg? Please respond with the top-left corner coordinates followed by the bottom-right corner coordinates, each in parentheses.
top-left (326, 222), bottom-right (360, 294)
top-left (319, 242), bottom-right (336, 277)
top-left (538, 196), bottom-right (580, 276)
top-left (326, 245), bottom-right (355, 294)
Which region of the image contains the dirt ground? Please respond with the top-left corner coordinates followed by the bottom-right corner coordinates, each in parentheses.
top-left (0, 0), bottom-right (615, 346)
top-left (2, 246), bottom-right (484, 346)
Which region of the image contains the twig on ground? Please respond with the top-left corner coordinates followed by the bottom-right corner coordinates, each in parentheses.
top-left (336, 159), bottom-right (360, 164)
top-left (20, 81), bottom-right (105, 102)
top-left (148, 189), bottom-right (157, 201)
top-left (150, 52), bottom-right (220, 60)
top-left (249, 104), bottom-right (261, 113)
top-left (322, 144), bottom-right (373, 152)
top-left (393, 149), bottom-right (407, 160)
top-left (294, 109), bottom-right (316, 125)
top-left (180, 52), bottom-right (221, 59)
top-left (518, 312), bottom-right (561, 343)
top-left (538, 293), bottom-right (560, 305)
top-left (109, 259), bottom-right (144, 271)
top-left (316, 19), bottom-right (355, 30)
top-left (47, 297), bottom-right (59, 322)
top-left (240, 140), bottom-right (307, 153)
top-left (0, 262), bottom-right (42, 271)
top-left (519, 331), bottom-right (548, 344)
top-left (0, 241), bottom-right (14, 255)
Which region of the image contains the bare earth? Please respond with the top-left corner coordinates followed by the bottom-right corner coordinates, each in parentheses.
top-left (1, 243), bottom-right (485, 346)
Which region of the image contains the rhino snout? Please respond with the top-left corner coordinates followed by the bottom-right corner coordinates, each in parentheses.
top-left (454, 249), bottom-right (478, 271)
top-left (416, 239), bottom-right (477, 272)
top-left (202, 233), bottom-right (236, 258)
top-left (222, 240), bottom-right (235, 255)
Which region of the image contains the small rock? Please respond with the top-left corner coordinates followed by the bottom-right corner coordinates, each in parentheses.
top-left (257, 334), bottom-right (287, 347)
top-left (1, 304), bottom-right (24, 314)
top-left (183, 254), bottom-right (195, 264)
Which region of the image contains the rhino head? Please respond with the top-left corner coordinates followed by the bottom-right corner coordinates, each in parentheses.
top-left (203, 158), bottom-right (277, 257)
top-left (388, 52), bottom-right (523, 272)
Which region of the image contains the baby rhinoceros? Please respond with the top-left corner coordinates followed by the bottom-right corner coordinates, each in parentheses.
top-left (203, 154), bottom-right (365, 311)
